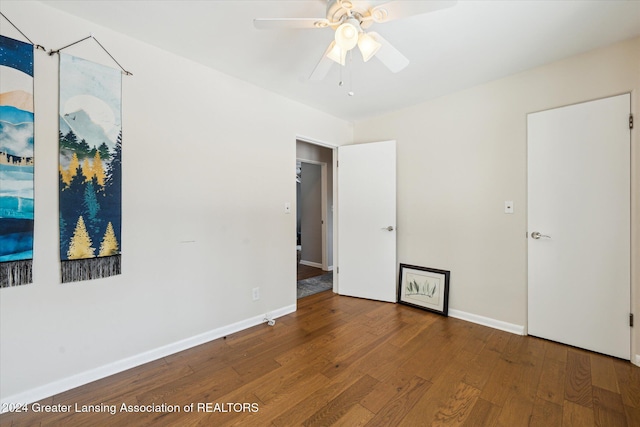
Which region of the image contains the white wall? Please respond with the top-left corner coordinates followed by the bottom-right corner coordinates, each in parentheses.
top-left (353, 37), bottom-right (640, 361)
top-left (0, 1), bottom-right (352, 402)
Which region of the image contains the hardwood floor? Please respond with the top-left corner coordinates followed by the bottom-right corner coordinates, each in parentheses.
top-left (1, 292), bottom-right (638, 426)
top-left (297, 264), bottom-right (325, 281)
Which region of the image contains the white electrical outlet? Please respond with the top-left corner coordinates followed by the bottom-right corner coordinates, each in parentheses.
top-left (252, 287), bottom-right (260, 301)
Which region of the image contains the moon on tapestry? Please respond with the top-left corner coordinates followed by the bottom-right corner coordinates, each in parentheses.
top-left (0, 35), bottom-right (34, 288)
top-left (58, 53), bottom-right (122, 283)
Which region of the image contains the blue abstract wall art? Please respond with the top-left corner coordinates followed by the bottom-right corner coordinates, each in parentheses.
top-left (0, 35), bottom-right (34, 287)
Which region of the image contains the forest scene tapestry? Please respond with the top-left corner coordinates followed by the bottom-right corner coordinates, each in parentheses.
top-left (0, 35), bottom-right (34, 288)
top-left (59, 53), bottom-right (121, 283)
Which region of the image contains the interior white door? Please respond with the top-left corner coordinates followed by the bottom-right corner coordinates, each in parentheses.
top-left (337, 140), bottom-right (396, 302)
top-left (527, 94), bottom-right (630, 359)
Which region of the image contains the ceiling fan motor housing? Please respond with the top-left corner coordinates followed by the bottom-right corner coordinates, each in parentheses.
top-left (327, 0), bottom-right (375, 29)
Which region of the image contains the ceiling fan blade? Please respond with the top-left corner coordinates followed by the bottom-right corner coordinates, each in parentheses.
top-left (309, 42), bottom-right (336, 81)
top-left (253, 18), bottom-right (330, 30)
top-left (368, 32), bottom-right (409, 73)
top-left (371, 0), bottom-right (457, 23)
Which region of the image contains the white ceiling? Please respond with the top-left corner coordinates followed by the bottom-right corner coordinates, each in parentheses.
top-left (42, 0), bottom-right (640, 121)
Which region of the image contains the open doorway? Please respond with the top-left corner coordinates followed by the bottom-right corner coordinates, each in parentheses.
top-left (296, 139), bottom-right (334, 298)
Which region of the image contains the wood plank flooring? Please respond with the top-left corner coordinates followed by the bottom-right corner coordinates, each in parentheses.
top-left (297, 264), bottom-right (326, 281)
top-left (1, 291), bottom-right (638, 426)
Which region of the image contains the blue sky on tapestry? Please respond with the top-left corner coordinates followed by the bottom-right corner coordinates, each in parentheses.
top-left (59, 54), bottom-right (121, 151)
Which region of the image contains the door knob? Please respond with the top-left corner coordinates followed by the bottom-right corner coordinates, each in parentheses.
top-left (531, 231), bottom-right (551, 240)
top-left (382, 226), bottom-right (394, 231)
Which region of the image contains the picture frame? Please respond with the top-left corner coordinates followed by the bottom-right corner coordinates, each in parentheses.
top-left (398, 264), bottom-right (450, 316)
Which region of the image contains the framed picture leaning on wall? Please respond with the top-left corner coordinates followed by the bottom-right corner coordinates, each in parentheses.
top-left (398, 264), bottom-right (450, 316)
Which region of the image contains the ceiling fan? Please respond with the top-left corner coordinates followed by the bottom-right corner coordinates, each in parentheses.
top-left (254, 0), bottom-right (457, 80)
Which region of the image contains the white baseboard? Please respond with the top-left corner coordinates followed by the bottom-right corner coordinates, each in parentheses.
top-left (299, 260), bottom-right (323, 269)
top-left (448, 309), bottom-right (525, 336)
top-left (449, 311), bottom-right (638, 363)
top-left (0, 304), bottom-right (296, 411)
top-left (299, 260), bottom-right (334, 271)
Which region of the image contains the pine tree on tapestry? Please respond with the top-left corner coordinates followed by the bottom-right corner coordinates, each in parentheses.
top-left (60, 166), bottom-right (86, 258)
top-left (98, 142), bottom-right (110, 161)
top-left (99, 222), bottom-right (119, 257)
top-left (61, 130), bottom-right (77, 149)
top-left (92, 151), bottom-right (106, 187)
top-left (82, 178), bottom-right (103, 245)
top-left (65, 152), bottom-right (80, 185)
top-left (67, 216), bottom-right (95, 259)
top-left (58, 172), bottom-right (69, 254)
top-left (82, 158), bottom-right (92, 181)
top-left (103, 131), bottom-right (122, 240)
top-left (78, 139), bottom-right (91, 158)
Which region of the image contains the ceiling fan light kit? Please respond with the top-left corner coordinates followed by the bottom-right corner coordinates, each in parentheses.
top-left (327, 41), bottom-right (347, 66)
top-left (335, 18), bottom-right (360, 50)
top-left (357, 32), bottom-right (381, 62)
top-left (254, 0), bottom-right (457, 80)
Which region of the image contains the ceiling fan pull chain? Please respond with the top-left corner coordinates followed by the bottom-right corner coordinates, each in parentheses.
top-left (348, 50), bottom-right (354, 96)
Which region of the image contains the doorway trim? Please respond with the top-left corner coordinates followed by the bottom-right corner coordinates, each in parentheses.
top-left (297, 159), bottom-right (329, 271)
top-left (296, 135), bottom-right (338, 292)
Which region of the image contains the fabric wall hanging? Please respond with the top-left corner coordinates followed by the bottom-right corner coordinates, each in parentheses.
top-left (58, 53), bottom-right (121, 283)
top-left (0, 35), bottom-right (35, 288)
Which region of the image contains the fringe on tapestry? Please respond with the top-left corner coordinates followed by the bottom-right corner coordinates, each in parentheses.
top-left (0, 260), bottom-right (33, 288)
top-left (61, 255), bottom-right (121, 284)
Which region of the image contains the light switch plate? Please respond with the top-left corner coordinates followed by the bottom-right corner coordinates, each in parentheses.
top-left (284, 202), bottom-right (291, 214)
top-left (504, 201), bottom-right (514, 214)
